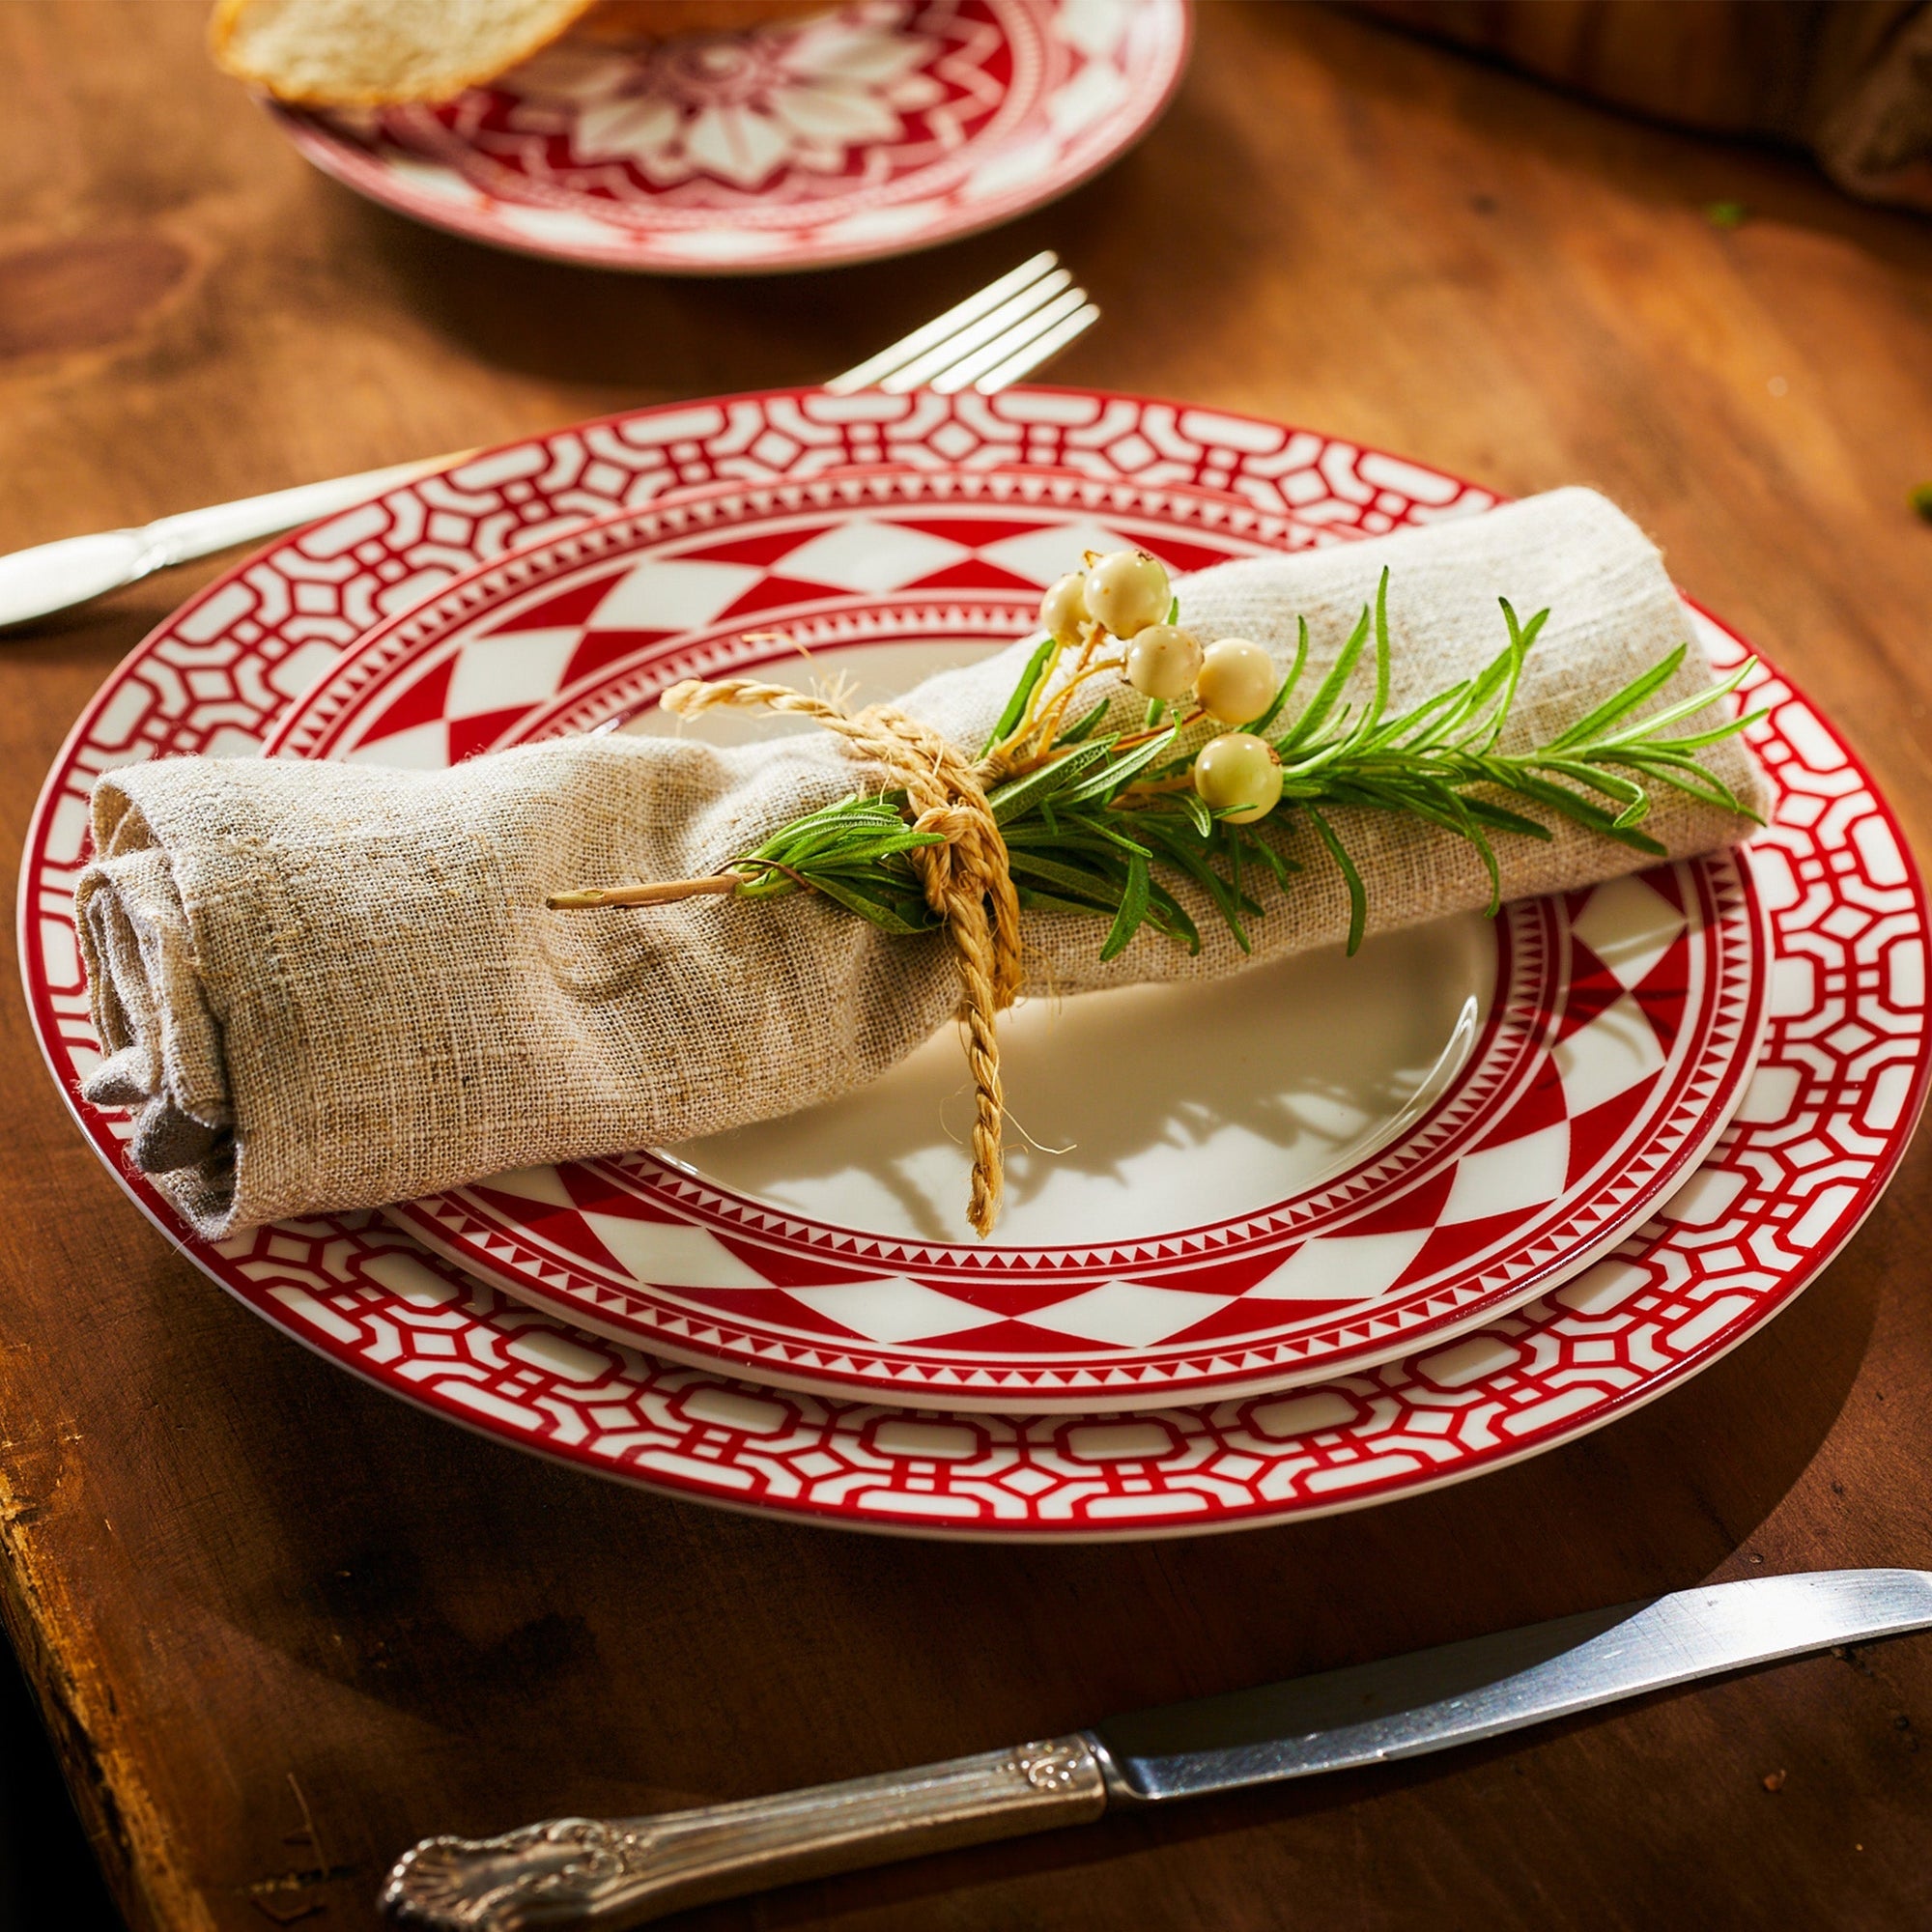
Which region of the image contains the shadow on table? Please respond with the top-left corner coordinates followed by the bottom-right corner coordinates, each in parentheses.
top-left (305, 62), bottom-right (1254, 405)
top-left (0, 1633), bottom-right (124, 1932)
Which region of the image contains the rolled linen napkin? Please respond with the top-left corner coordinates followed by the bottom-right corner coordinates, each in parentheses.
top-left (76, 487), bottom-right (1766, 1239)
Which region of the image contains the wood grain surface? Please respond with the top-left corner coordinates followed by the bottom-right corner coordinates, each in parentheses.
top-left (5, 4), bottom-right (1932, 1928)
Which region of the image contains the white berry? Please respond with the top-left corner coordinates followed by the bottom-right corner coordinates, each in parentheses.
top-left (1124, 623), bottom-right (1204, 702)
top-left (1194, 731), bottom-right (1283, 824)
top-left (1195, 637), bottom-right (1278, 724)
top-left (1083, 550), bottom-right (1171, 639)
top-left (1039, 572), bottom-right (1089, 646)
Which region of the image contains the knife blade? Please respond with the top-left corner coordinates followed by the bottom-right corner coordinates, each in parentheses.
top-left (381, 1569), bottom-right (1932, 1931)
top-left (1094, 1567), bottom-right (1932, 1799)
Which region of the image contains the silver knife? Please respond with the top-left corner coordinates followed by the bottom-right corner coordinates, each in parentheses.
top-left (379, 1568), bottom-right (1932, 1929)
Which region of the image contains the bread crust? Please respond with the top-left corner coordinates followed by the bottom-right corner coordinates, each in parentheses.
top-left (211, 0), bottom-right (837, 106)
top-left (210, 0), bottom-right (603, 107)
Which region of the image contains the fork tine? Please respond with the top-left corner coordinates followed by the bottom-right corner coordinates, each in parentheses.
top-left (877, 269), bottom-right (1074, 393)
top-left (821, 252), bottom-right (1063, 394)
top-left (969, 302), bottom-right (1101, 395)
top-left (927, 290), bottom-right (1094, 395)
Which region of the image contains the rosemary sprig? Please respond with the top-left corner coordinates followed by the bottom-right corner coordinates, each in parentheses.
top-left (668, 568), bottom-right (1759, 960)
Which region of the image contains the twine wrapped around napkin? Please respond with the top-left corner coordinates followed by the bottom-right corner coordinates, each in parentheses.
top-left (75, 487), bottom-right (1766, 1240)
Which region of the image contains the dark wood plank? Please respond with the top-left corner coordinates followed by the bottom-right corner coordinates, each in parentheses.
top-left (4, 4), bottom-right (1932, 1928)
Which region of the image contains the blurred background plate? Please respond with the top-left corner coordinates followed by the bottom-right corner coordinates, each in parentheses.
top-left (267, 0), bottom-right (1193, 273)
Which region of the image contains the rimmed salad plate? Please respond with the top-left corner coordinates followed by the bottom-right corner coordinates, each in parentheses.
top-left (260, 469), bottom-right (1770, 1409)
top-left (269, 0), bottom-right (1191, 274)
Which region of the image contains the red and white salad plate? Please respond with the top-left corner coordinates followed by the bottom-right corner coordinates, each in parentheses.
top-left (258, 470), bottom-right (1770, 1409)
top-left (270, 0), bottom-right (1192, 273)
top-left (20, 386), bottom-right (1928, 1539)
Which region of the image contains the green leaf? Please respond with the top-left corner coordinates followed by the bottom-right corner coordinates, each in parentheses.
top-left (1367, 567), bottom-right (1392, 737)
top-left (1099, 853), bottom-right (1151, 961)
top-left (1305, 806), bottom-right (1367, 953)
top-left (1015, 886), bottom-right (1114, 922)
top-left (1630, 701), bottom-right (1765, 753)
top-left (1583, 666), bottom-right (1752, 752)
top-left (1466, 600), bottom-right (1545, 752)
top-left (1446, 638), bottom-right (1524, 750)
top-left (1053, 727), bottom-right (1179, 808)
top-left (1277, 604), bottom-right (1372, 753)
top-left (986, 740), bottom-right (1113, 826)
top-left (1365, 678), bottom-right (1470, 752)
top-left (1135, 818), bottom-right (1253, 952)
top-left (1007, 850), bottom-right (1120, 904)
top-left (1463, 796), bottom-right (1554, 840)
top-left (1056, 696), bottom-right (1113, 744)
top-left (1144, 876), bottom-right (1202, 953)
top-left (1535, 757), bottom-right (1652, 824)
top-left (1543, 645), bottom-right (1689, 752)
top-left (1066, 811), bottom-right (1154, 860)
top-left (1491, 772), bottom-right (1669, 855)
top-left (1249, 616), bottom-right (1309, 737)
top-left (980, 633), bottom-right (1058, 755)
top-left (806, 871), bottom-right (937, 934)
top-left (1240, 824), bottom-right (1296, 889)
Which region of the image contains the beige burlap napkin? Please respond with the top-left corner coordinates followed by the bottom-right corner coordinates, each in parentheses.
top-left (75, 486), bottom-right (1766, 1239)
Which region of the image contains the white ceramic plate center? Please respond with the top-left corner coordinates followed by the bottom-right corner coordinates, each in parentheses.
top-left (669, 923), bottom-right (1492, 1248)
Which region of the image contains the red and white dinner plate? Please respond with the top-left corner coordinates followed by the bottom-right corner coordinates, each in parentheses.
top-left (259, 471), bottom-right (1769, 1409)
top-left (269, 0), bottom-right (1191, 273)
top-left (19, 387), bottom-right (1928, 1539)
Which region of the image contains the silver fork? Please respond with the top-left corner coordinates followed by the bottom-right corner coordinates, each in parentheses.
top-left (0, 253), bottom-right (1095, 633)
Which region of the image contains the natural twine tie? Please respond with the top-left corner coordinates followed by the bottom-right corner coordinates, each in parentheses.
top-left (553, 677), bottom-right (1024, 1237)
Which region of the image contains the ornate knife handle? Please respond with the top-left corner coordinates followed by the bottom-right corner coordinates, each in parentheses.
top-left (380, 1734), bottom-right (1109, 1930)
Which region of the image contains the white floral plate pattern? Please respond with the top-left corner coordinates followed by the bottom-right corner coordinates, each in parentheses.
top-left (269, 0), bottom-right (1191, 273)
top-left (260, 471), bottom-right (1769, 1409)
top-left (19, 387), bottom-right (1927, 1538)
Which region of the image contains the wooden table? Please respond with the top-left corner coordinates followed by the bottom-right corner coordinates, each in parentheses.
top-left (6, 5), bottom-right (1932, 1927)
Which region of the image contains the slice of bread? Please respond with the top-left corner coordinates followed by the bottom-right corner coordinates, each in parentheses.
top-left (211, 0), bottom-right (603, 106)
top-left (212, 0), bottom-right (838, 106)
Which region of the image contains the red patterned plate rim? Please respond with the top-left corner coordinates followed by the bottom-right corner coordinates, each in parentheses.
top-left (17, 384), bottom-right (1927, 1538)
top-left (266, 0), bottom-right (1192, 275)
top-left (256, 470), bottom-right (1771, 1406)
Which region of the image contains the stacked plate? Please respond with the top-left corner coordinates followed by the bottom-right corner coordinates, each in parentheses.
top-left (23, 387), bottom-right (1930, 1540)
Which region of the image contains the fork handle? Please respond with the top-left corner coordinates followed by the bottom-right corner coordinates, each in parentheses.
top-left (380, 1735), bottom-right (1108, 1930)
top-left (0, 455), bottom-right (459, 630)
